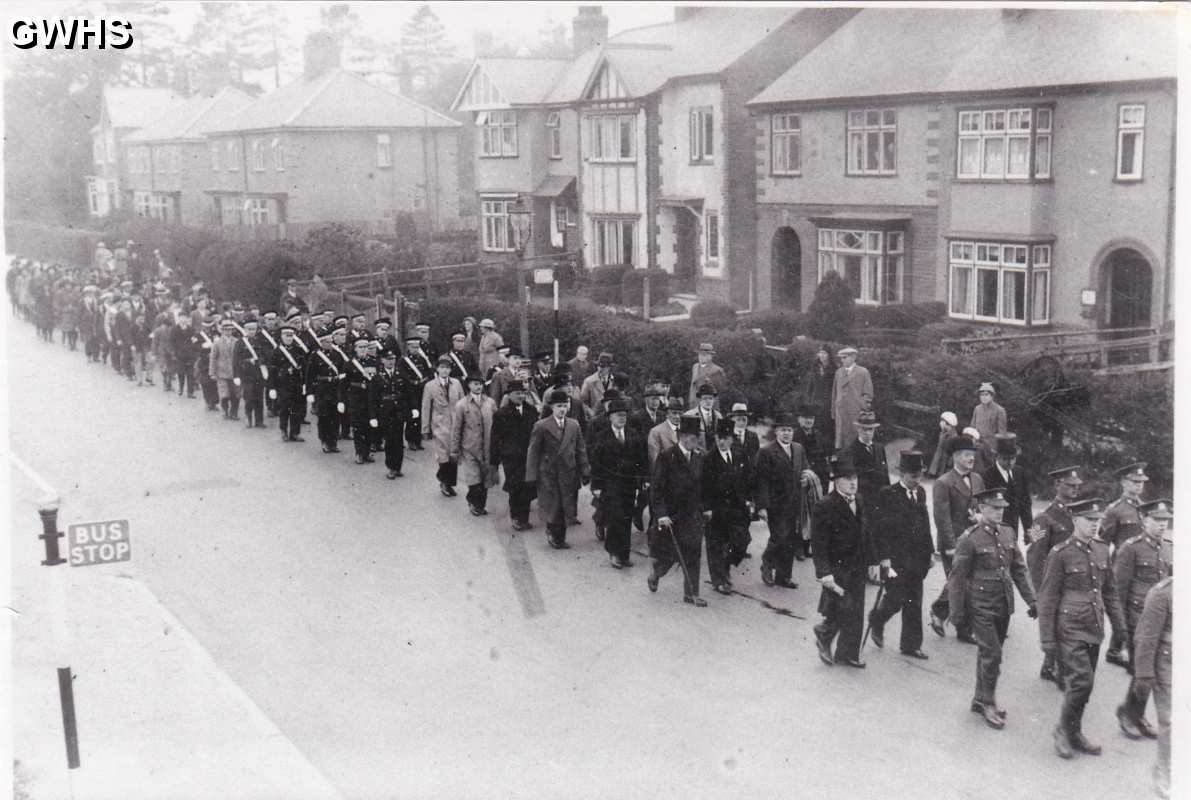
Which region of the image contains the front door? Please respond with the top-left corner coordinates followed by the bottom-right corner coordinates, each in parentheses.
top-left (674, 210), bottom-right (698, 293)
top-left (1108, 248), bottom-right (1153, 330)
top-left (771, 227), bottom-right (802, 307)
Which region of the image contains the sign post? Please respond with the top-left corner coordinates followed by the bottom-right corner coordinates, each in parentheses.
top-left (37, 496), bottom-right (80, 770)
top-left (533, 268), bottom-right (558, 364)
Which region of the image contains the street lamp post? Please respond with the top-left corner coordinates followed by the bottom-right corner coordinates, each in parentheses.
top-left (507, 199), bottom-right (533, 357)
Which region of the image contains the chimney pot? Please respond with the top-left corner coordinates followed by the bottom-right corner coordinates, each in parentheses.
top-left (303, 31), bottom-right (341, 81)
top-left (572, 6), bottom-right (609, 57)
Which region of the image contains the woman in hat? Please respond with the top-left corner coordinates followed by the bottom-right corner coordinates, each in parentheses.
top-left (928, 411), bottom-right (959, 478)
top-left (477, 318), bottom-right (504, 375)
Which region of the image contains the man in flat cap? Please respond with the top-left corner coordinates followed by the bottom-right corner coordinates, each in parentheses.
top-left (981, 433), bottom-right (1031, 541)
top-left (1039, 498), bottom-right (1125, 758)
top-left (452, 373), bottom-right (498, 515)
top-left (268, 325), bottom-right (307, 442)
top-left (687, 342), bottom-right (726, 407)
top-left (970, 382), bottom-right (1007, 473)
top-left (1114, 498), bottom-right (1172, 740)
top-left (423, 355), bottom-right (465, 496)
top-left (830, 346), bottom-right (873, 450)
top-left (929, 434), bottom-right (983, 642)
top-left (1100, 461), bottom-right (1150, 668)
top-left (1026, 465), bottom-right (1085, 686)
top-left (948, 488), bottom-right (1037, 728)
top-left (210, 318), bottom-right (241, 419)
top-left (278, 278), bottom-right (307, 316)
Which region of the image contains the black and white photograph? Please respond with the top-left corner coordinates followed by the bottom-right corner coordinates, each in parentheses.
top-left (2, 2), bottom-right (1186, 798)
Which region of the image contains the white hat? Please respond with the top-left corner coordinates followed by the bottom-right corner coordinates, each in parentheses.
top-left (940, 411), bottom-right (958, 427)
top-left (962, 426), bottom-right (981, 441)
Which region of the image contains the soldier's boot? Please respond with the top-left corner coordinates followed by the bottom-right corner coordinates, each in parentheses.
top-left (1116, 703), bottom-right (1143, 739)
top-left (1123, 682), bottom-right (1159, 739)
top-left (1070, 729), bottom-right (1101, 755)
top-left (1053, 726), bottom-right (1074, 759)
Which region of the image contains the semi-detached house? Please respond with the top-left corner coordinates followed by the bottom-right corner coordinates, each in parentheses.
top-left (87, 87), bottom-right (183, 217)
top-left (748, 8), bottom-right (1176, 329)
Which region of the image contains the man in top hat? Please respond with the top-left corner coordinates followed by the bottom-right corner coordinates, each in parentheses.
top-left (981, 433), bottom-right (1032, 540)
top-left (830, 346), bottom-right (873, 450)
top-left (368, 348), bottom-right (409, 478)
top-left (445, 331), bottom-right (478, 381)
top-left (755, 411), bottom-right (815, 582)
top-left (1039, 498), bottom-right (1125, 759)
top-left (400, 335), bottom-right (434, 450)
top-left (868, 451), bottom-right (934, 659)
top-left (1132, 570), bottom-right (1173, 798)
top-left (948, 488), bottom-right (1037, 728)
top-left (306, 327), bottom-right (345, 453)
top-left (812, 453), bottom-right (877, 668)
top-left (848, 410), bottom-right (891, 519)
top-left (929, 434), bottom-right (983, 642)
top-left (477, 318), bottom-right (504, 375)
top-left (209, 318), bottom-right (241, 419)
top-left (591, 397), bottom-right (648, 568)
top-left (683, 382), bottom-right (723, 453)
top-left (580, 351), bottom-right (616, 417)
top-left (567, 345), bottom-right (593, 386)
top-left (971, 381), bottom-right (1008, 473)
top-left (1026, 465), bottom-right (1085, 686)
top-left (338, 337), bottom-right (376, 462)
top-left (491, 379), bottom-right (539, 530)
top-left (278, 278), bottom-right (308, 315)
top-left (267, 325), bottom-right (307, 442)
top-left (701, 417), bottom-right (754, 593)
top-left (792, 403), bottom-right (828, 490)
top-left (1100, 461), bottom-right (1150, 667)
top-left (488, 347), bottom-right (523, 407)
top-left (1114, 498), bottom-right (1173, 740)
top-left (687, 342), bottom-right (726, 407)
top-left (526, 388), bottom-right (591, 549)
top-left (233, 318), bottom-right (270, 429)
top-left (423, 355), bottom-right (465, 496)
top-left (451, 373), bottom-right (498, 515)
top-left (647, 416), bottom-right (707, 605)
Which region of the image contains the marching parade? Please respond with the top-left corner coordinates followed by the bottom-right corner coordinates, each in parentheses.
top-left (5, 254), bottom-right (1174, 796)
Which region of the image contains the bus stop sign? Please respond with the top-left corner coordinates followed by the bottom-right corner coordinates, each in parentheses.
top-left (66, 519), bottom-right (131, 567)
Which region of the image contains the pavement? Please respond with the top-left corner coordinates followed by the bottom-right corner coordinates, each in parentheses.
top-left (4, 307), bottom-right (1169, 800)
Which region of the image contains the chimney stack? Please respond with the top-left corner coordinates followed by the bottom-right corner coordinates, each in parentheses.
top-left (303, 31), bottom-right (341, 81)
top-left (674, 7), bottom-right (701, 23)
top-left (572, 6), bottom-right (609, 57)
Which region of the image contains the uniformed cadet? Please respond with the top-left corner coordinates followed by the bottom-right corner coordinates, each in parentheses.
top-left (1026, 465), bottom-right (1084, 686)
top-left (193, 316), bottom-right (220, 411)
top-left (364, 339), bottom-right (384, 453)
top-left (414, 321), bottom-right (438, 363)
top-left (1099, 461), bottom-right (1148, 668)
top-left (305, 328), bottom-right (344, 453)
top-left (346, 313), bottom-right (368, 349)
top-left (339, 337), bottom-right (376, 463)
top-left (445, 332), bottom-right (478, 380)
top-left (400, 335), bottom-right (434, 450)
top-left (330, 324), bottom-right (352, 441)
top-left (267, 325), bottom-right (306, 442)
top-left (1038, 497), bottom-right (1126, 759)
top-left (946, 488), bottom-right (1037, 729)
top-left (1114, 498), bottom-right (1172, 740)
top-left (233, 318), bottom-right (268, 429)
top-left (1131, 575), bottom-right (1172, 798)
top-left (256, 311), bottom-right (280, 416)
top-left (368, 349), bottom-right (407, 479)
top-left (529, 351), bottom-right (554, 398)
top-left (374, 317), bottom-right (400, 355)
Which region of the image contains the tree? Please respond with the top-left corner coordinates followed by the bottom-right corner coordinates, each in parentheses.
top-left (399, 4), bottom-right (455, 94)
top-left (528, 19), bottom-right (570, 58)
top-left (806, 272), bottom-right (856, 344)
top-left (105, 1), bottom-right (183, 87)
top-left (183, 2), bottom-right (275, 93)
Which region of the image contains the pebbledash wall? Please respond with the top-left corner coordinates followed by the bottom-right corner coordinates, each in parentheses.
top-left (753, 82), bottom-right (1175, 329)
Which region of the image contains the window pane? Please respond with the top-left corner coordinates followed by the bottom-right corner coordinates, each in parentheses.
top-left (959, 138), bottom-right (980, 176)
top-left (866, 110), bottom-right (881, 126)
top-left (842, 255), bottom-right (863, 299)
top-left (882, 131), bottom-right (896, 172)
top-left (619, 117), bottom-right (633, 159)
top-left (984, 110), bottom-right (1005, 131)
top-left (882, 109), bottom-right (896, 126)
top-left (960, 112), bottom-right (980, 132)
top-left (818, 251), bottom-right (832, 278)
top-left (951, 266), bottom-right (972, 315)
top-left (863, 256), bottom-right (880, 302)
top-left (885, 255), bottom-right (903, 303)
top-left (818, 230), bottom-right (832, 249)
top-left (887, 232), bottom-right (903, 253)
top-left (839, 231), bottom-right (863, 251)
top-left (1036, 108), bottom-right (1052, 131)
top-left (848, 132), bottom-right (863, 172)
top-left (1119, 131), bottom-right (1140, 176)
top-left (788, 135), bottom-right (801, 172)
top-left (1032, 270), bottom-right (1050, 322)
top-left (866, 232), bottom-right (881, 252)
top-left (866, 131), bottom-right (880, 171)
top-left (622, 222), bottom-right (634, 265)
top-left (1002, 270), bottom-right (1026, 321)
top-left (1033, 245), bottom-right (1051, 266)
top-left (704, 113), bottom-right (714, 156)
top-left (1034, 135), bottom-right (1051, 177)
top-left (848, 111), bottom-right (863, 128)
top-left (1007, 136), bottom-right (1030, 176)
top-left (983, 137), bottom-right (1005, 176)
top-left (976, 268), bottom-right (999, 317)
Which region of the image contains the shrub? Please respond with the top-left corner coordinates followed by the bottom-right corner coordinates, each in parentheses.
top-left (300, 223), bottom-right (369, 278)
top-left (742, 308), bottom-right (811, 345)
top-left (856, 301), bottom-right (948, 331)
top-left (806, 272), bottom-right (855, 342)
top-left (192, 241), bottom-right (310, 310)
top-left (689, 299), bottom-right (739, 330)
top-left (621, 268), bottom-right (671, 307)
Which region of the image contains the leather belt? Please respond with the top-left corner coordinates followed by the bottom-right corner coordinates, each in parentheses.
top-left (350, 381), bottom-right (366, 389)
top-left (317, 376), bottom-right (336, 382)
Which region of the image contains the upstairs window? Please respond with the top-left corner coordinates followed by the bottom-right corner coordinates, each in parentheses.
top-left (251, 139), bottom-right (266, 171)
top-left (957, 106), bottom-right (1053, 180)
top-left (546, 112), bottom-right (561, 159)
top-left (477, 111), bottom-right (517, 157)
top-left (210, 141), bottom-right (220, 171)
top-left (376, 133), bottom-right (392, 167)
top-left (271, 137), bottom-right (284, 171)
top-left (846, 109), bottom-right (896, 175)
top-left (771, 113), bottom-right (801, 175)
top-left (689, 107), bottom-right (713, 163)
top-left (1116, 104), bottom-right (1145, 181)
top-left (589, 114), bottom-right (635, 163)
top-left (93, 135), bottom-right (105, 165)
top-left (227, 139), bottom-right (240, 172)
top-left (705, 211), bottom-right (720, 261)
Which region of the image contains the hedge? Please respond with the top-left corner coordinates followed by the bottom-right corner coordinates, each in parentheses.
top-left (622, 268), bottom-right (671, 307)
top-left (689, 299), bottom-right (739, 329)
top-left (191, 241), bottom-right (311, 310)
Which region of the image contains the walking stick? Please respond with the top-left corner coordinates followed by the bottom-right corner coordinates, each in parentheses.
top-left (662, 519), bottom-right (697, 599)
top-left (860, 575), bottom-right (887, 652)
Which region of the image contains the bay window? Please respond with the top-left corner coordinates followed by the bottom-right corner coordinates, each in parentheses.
top-left (948, 240), bottom-right (1051, 325)
top-left (816, 227), bottom-right (905, 305)
top-left (481, 198), bottom-right (517, 252)
top-left (957, 105), bottom-right (1053, 180)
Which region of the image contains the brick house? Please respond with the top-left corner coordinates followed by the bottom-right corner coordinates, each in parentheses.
top-left (121, 88), bottom-right (254, 225)
top-left (748, 8), bottom-right (1176, 329)
top-left (86, 87), bottom-right (182, 217)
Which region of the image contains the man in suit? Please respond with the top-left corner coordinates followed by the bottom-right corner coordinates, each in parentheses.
top-left (647, 397), bottom-right (685, 468)
top-left (590, 398), bottom-right (647, 569)
top-left (209, 319), bottom-right (240, 419)
top-left (687, 342), bottom-right (726, 406)
top-left (982, 434), bottom-right (1032, 540)
top-left (491, 380), bottom-right (539, 531)
top-left (929, 434), bottom-right (983, 642)
top-left (1026, 466), bottom-right (1084, 686)
top-left (451, 374), bottom-right (498, 516)
top-left (812, 453), bottom-right (876, 668)
top-left (755, 412), bottom-right (815, 586)
top-left (488, 348), bottom-right (523, 407)
top-left (792, 403), bottom-right (829, 489)
top-left (567, 345), bottom-right (593, 387)
top-left (630, 383), bottom-right (668, 438)
top-left (526, 388), bottom-right (591, 549)
top-left (422, 355), bottom-right (465, 496)
top-left (868, 451), bottom-right (934, 659)
top-left (848, 410), bottom-right (890, 518)
top-left (579, 351), bottom-right (615, 417)
top-left (830, 346), bottom-right (873, 450)
top-left (728, 402), bottom-right (762, 467)
top-left (683, 382), bottom-right (723, 453)
top-left (702, 418), bottom-right (753, 594)
top-left (647, 416), bottom-right (707, 606)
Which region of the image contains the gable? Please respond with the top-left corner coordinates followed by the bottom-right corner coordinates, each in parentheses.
top-left (457, 64), bottom-right (508, 110)
top-left (584, 62), bottom-right (633, 102)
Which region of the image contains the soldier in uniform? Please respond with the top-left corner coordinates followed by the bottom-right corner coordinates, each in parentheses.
top-left (305, 328), bottom-right (344, 453)
top-left (368, 349), bottom-right (408, 479)
top-left (267, 325), bottom-right (307, 442)
top-left (1131, 574), bottom-right (1173, 798)
top-left (490, 379), bottom-right (538, 531)
top-left (647, 416), bottom-right (706, 605)
top-left (1026, 465), bottom-right (1084, 686)
top-left (812, 453), bottom-right (875, 668)
top-left (867, 451), bottom-right (933, 659)
top-left (1099, 461), bottom-right (1149, 668)
top-left (400, 336), bottom-right (434, 450)
top-left (423, 355), bottom-right (465, 496)
top-left (233, 318), bottom-right (269, 429)
top-left (339, 337), bottom-right (376, 463)
top-left (1039, 497), bottom-right (1126, 758)
top-left (947, 488), bottom-right (1037, 728)
top-left (591, 397), bottom-right (648, 569)
top-left (701, 418), bottom-right (753, 593)
top-left (529, 351), bottom-right (554, 398)
top-left (526, 388), bottom-right (591, 550)
top-left (755, 412), bottom-right (814, 587)
top-left (1114, 498), bottom-right (1172, 740)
